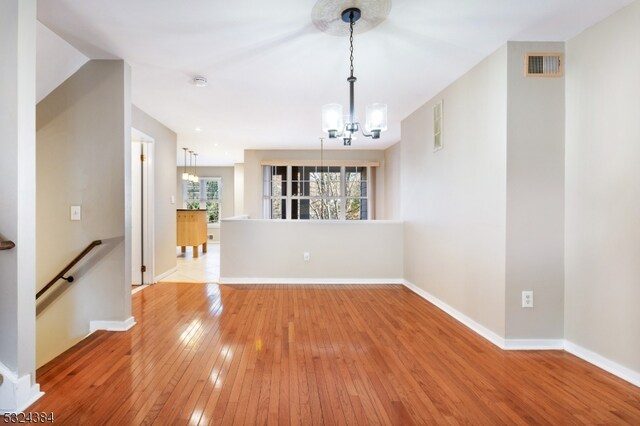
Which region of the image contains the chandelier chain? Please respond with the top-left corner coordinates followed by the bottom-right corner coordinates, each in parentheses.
top-left (349, 15), bottom-right (355, 78)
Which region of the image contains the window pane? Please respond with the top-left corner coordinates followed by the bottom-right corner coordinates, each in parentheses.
top-left (345, 167), bottom-right (367, 198)
top-left (292, 198), bottom-right (342, 220)
top-left (264, 164), bottom-right (371, 220)
top-left (271, 198), bottom-right (286, 219)
top-left (311, 199), bottom-right (341, 219)
top-left (346, 198), bottom-right (367, 220)
top-left (206, 201), bottom-right (220, 223)
top-left (206, 180), bottom-right (219, 200)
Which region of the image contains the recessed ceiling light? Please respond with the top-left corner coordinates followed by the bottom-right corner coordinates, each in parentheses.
top-left (193, 76), bottom-right (208, 87)
top-left (195, 127), bottom-right (201, 132)
top-left (214, 143), bottom-right (219, 147)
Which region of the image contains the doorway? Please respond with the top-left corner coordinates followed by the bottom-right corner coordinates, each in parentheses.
top-left (131, 128), bottom-right (154, 285)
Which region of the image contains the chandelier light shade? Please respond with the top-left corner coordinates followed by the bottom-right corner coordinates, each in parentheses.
top-left (322, 7), bottom-right (387, 146)
top-left (365, 103), bottom-right (388, 136)
top-left (182, 147), bottom-right (189, 180)
top-left (321, 103), bottom-right (344, 137)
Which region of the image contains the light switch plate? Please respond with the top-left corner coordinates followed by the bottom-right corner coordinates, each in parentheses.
top-left (70, 205), bottom-right (81, 221)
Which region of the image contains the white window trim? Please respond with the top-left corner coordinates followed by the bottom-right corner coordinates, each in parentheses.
top-left (263, 165), bottom-right (371, 220)
top-left (182, 177), bottom-right (223, 224)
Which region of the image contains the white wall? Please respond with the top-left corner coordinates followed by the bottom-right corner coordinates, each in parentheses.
top-left (220, 219), bottom-right (403, 282)
top-left (234, 163), bottom-right (245, 216)
top-left (383, 142), bottom-right (401, 220)
top-left (0, 0), bottom-right (39, 412)
top-left (401, 46), bottom-right (508, 337)
top-left (505, 42), bottom-right (565, 339)
top-left (36, 22), bottom-right (88, 103)
top-left (132, 106), bottom-right (177, 279)
top-left (35, 60), bottom-right (132, 367)
top-left (565, 0), bottom-right (640, 373)
top-left (243, 149), bottom-right (386, 219)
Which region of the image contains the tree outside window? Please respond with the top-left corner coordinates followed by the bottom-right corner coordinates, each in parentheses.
top-left (184, 177), bottom-right (222, 223)
top-left (264, 165), bottom-right (369, 220)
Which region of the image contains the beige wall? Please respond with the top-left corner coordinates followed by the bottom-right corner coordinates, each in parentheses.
top-left (0, 0), bottom-right (37, 393)
top-left (505, 42), bottom-right (565, 339)
top-left (383, 142), bottom-right (401, 220)
top-left (234, 163), bottom-right (245, 216)
top-left (565, 1), bottom-right (640, 372)
top-left (401, 45), bottom-right (508, 337)
top-left (220, 219), bottom-right (403, 282)
top-left (132, 106), bottom-right (177, 279)
top-left (35, 60), bottom-right (131, 367)
top-left (243, 149), bottom-right (386, 219)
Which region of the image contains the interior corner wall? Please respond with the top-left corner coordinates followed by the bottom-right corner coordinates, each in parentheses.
top-left (35, 60), bottom-right (131, 367)
top-left (401, 45), bottom-right (508, 338)
top-left (505, 42), bottom-right (565, 339)
top-left (132, 106), bottom-right (177, 278)
top-left (564, 0), bottom-right (640, 373)
top-left (243, 149), bottom-right (386, 219)
top-left (0, 0), bottom-right (37, 383)
top-left (383, 142), bottom-right (401, 220)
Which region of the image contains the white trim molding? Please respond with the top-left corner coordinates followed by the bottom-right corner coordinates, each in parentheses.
top-left (89, 316), bottom-right (136, 333)
top-left (219, 277), bottom-right (404, 285)
top-left (403, 280), bottom-right (564, 350)
top-left (503, 339), bottom-right (565, 350)
top-left (565, 341), bottom-right (640, 388)
top-left (0, 362), bottom-right (43, 414)
top-left (403, 280), bottom-right (640, 388)
top-left (402, 280), bottom-right (507, 348)
top-left (154, 266), bottom-right (178, 283)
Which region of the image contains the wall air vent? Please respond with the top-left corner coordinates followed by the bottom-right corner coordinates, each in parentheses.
top-left (525, 53), bottom-right (563, 78)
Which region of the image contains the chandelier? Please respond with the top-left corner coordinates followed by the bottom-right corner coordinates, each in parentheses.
top-left (322, 8), bottom-right (387, 146)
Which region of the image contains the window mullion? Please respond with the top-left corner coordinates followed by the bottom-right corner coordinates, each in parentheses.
top-left (340, 166), bottom-right (346, 220)
top-left (286, 165), bottom-right (292, 220)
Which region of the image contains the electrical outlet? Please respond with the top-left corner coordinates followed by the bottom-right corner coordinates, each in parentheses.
top-left (522, 291), bottom-right (534, 308)
top-left (303, 252), bottom-right (310, 262)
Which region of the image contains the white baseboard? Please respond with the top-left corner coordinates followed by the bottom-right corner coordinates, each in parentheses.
top-left (402, 280), bottom-right (639, 388)
top-left (154, 267), bottom-right (178, 282)
top-left (565, 340), bottom-right (640, 388)
top-left (0, 362), bottom-right (43, 414)
top-left (219, 277), bottom-right (404, 285)
top-left (131, 284), bottom-right (149, 295)
top-left (402, 280), bottom-right (507, 348)
top-left (403, 280), bottom-right (564, 350)
top-left (503, 339), bottom-right (565, 350)
top-left (90, 316), bottom-right (136, 333)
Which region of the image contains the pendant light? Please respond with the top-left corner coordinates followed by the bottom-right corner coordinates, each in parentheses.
top-left (193, 153), bottom-right (199, 183)
top-left (188, 150), bottom-right (195, 182)
top-left (182, 147), bottom-right (189, 180)
top-left (322, 8), bottom-right (388, 146)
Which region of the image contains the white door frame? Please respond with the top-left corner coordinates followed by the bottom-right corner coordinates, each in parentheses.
top-left (131, 128), bottom-right (155, 285)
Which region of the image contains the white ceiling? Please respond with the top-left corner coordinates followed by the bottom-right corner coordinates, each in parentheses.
top-left (36, 0), bottom-right (633, 166)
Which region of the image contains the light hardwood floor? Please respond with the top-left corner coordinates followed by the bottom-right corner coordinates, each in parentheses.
top-left (30, 283), bottom-right (640, 424)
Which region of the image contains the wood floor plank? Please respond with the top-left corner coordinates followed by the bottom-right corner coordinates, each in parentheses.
top-left (29, 282), bottom-right (640, 425)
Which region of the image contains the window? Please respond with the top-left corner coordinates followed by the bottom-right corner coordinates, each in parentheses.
top-left (184, 177), bottom-right (222, 224)
top-left (263, 165), bottom-right (370, 220)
